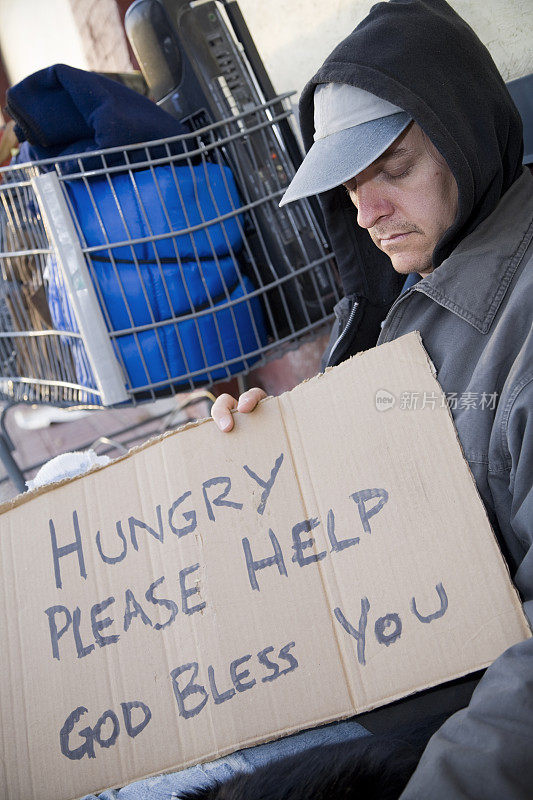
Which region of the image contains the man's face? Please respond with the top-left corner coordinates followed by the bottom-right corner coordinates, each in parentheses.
top-left (343, 123), bottom-right (458, 276)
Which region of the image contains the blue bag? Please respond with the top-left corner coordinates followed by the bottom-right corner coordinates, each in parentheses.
top-left (47, 160), bottom-right (266, 393)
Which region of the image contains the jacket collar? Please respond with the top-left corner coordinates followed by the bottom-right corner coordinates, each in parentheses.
top-left (414, 169), bottom-right (533, 334)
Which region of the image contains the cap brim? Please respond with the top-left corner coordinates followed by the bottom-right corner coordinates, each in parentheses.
top-left (279, 111), bottom-right (411, 206)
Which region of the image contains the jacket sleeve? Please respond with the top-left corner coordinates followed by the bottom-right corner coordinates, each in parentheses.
top-left (400, 377), bottom-right (533, 800)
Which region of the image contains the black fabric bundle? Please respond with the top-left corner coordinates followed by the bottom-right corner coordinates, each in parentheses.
top-left (7, 63), bottom-right (188, 172)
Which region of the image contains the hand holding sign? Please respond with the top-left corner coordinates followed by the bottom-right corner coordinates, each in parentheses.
top-left (211, 387), bottom-right (266, 431)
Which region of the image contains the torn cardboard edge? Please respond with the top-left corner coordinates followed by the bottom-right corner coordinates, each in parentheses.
top-left (0, 332), bottom-right (434, 513)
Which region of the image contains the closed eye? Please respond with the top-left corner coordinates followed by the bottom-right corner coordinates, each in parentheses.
top-left (382, 166), bottom-right (412, 181)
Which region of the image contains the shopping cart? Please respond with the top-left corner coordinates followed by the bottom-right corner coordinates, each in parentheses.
top-left (0, 94), bottom-right (341, 490)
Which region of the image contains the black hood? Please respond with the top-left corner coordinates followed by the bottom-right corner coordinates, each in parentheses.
top-left (299, 0), bottom-right (523, 332)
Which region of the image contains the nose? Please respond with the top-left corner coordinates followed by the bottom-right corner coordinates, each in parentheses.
top-left (351, 180), bottom-right (394, 230)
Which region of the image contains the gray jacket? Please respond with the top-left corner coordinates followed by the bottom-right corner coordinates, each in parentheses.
top-left (372, 169), bottom-right (533, 799)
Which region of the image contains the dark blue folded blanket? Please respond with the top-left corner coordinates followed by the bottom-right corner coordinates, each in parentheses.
top-left (7, 63), bottom-right (188, 171)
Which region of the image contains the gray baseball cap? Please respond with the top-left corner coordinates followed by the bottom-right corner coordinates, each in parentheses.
top-left (279, 83), bottom-right (412, 206)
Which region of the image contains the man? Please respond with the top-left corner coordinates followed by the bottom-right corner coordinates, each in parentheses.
top-left (212, 0), bottom-right (533, 797)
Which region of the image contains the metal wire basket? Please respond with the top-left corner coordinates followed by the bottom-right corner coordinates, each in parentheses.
top-left (0, 94), bottom-right (341, 408)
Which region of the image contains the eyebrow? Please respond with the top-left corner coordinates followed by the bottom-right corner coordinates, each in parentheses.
top-left (374, 145), bottom-right (412, 165)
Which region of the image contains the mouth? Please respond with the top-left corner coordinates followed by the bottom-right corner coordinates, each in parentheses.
top-left (379, 232), bottom-right (413, 246)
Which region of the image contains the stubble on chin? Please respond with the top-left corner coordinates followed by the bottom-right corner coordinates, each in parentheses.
top-left (386, 243), bottom-right (434, 276)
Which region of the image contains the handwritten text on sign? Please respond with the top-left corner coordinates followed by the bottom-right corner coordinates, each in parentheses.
top-left (42, 453), bottom-right (448, 761)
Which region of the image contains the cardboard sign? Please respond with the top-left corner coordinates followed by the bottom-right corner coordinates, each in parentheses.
top-left (0, 332), bottom-right (530, 800)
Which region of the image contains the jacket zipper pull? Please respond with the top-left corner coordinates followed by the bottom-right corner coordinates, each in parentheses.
top-left (326, 299), bottom-right (359, 368)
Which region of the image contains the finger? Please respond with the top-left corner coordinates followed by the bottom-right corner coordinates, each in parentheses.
top-left (237, 388), bottom-right (267, 412)
top-left (211, 393), bottom-right (238, 431)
